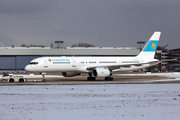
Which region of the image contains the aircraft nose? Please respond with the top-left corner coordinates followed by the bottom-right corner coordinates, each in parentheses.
top-left (25, 65), bottom-right (31, 71)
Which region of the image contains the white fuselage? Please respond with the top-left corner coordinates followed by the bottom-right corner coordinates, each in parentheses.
top-left (25, 56), bottom-right (158, 73)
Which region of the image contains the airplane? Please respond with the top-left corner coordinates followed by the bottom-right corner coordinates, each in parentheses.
top-left (25, 31), bottom-right (161, 82)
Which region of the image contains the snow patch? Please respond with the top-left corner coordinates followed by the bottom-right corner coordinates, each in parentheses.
top-left (0, 84), bottom-right (180, 120)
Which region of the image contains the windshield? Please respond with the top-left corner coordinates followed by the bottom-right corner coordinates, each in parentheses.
top-left (29, 62), bottom-right (38, 65)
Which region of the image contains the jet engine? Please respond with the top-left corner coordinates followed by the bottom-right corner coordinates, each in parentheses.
top-left (92, 68), bottom-right (112, 77)
top-left (62, 72), bottom-right (81, 77)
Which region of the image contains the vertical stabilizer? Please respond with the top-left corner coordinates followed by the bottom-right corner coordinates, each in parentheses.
top-left (137, 32), bottom-right (161, 59)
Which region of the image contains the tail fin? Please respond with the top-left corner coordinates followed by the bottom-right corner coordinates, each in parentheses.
top-left (137, 31), bottom-right (161, 59)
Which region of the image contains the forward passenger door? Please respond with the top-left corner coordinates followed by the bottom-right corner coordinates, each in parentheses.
top-left (44, 59), bottom-right (48, 68)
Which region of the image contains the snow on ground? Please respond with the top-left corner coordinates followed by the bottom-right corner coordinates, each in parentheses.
top-left (115, 72), bottom-right (180, 79)
top-left (1, 84), bottom-right (180, 120)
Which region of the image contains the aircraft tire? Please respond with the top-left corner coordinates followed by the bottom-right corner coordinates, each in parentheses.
top-left (105, 77), bottom-right (113, 81)
top-left (105, 77), bottom-right (109, 81)
top-left (87, 77), bottom-right (96, 81)
top-left (43, 79), bottom-right (46, 82)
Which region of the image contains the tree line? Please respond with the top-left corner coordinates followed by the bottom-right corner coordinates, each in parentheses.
top-left (71, 43), bottom-right (95, 47)
top-left (21, 44), bottom-right (47, 47)
top-left (21, 43), bottom-right (95, 48)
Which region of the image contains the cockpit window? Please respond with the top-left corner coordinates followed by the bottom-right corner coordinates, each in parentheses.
top-left (29, 62), bottom-right (38, 65)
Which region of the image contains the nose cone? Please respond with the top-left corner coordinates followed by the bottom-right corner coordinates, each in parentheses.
top-left (25, 65), bottom-right (31, 71)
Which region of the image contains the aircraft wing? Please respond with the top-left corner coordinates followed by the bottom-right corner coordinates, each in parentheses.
top-left (86, 61), bottom-right (159, 71)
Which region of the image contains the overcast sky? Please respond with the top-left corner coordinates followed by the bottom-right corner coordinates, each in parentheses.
top-left (0, 0), bottom-right (179, 49)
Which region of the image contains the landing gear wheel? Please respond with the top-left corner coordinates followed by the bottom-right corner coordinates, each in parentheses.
top-left (110, 77), bottom-right (113, 81)
top-left (87, 77), bottom-right (96, 81)
top-left (43, 79), bottom-right (46, 82)
top-left (105, 77), bottom-right (113, 81)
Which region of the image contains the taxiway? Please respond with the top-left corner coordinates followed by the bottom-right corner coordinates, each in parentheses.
top-left (1, 72), bottom-right (180, 85)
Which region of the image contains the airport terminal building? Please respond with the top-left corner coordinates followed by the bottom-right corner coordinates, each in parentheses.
top-left (0, 47), bottom-right (140, 71)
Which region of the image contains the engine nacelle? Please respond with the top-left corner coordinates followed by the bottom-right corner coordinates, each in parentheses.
top-left (62, 72), bottom-right (81, 77)
top-left (92, 68), bottom-right (112, 77)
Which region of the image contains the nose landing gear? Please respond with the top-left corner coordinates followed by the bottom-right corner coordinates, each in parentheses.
top-left (41, 73), bottom-right (46, 82)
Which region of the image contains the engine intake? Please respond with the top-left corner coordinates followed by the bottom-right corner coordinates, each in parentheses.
top-left (92, 68), bottom-right (112, 77)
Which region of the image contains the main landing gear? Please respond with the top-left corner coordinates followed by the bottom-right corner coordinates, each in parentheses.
top-left (104, 77), bottom-right (113, 81)
top-left (87, 73), bottom-right (113, 81)
top-left (87, 73), bottom-right (96, 81)
top-left (87, 77), bottom-right (96, 81)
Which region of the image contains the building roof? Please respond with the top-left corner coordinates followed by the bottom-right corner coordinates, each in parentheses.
top-left (169, 48), bottom-right (180, 51)
top-left (0, 47), bottom-right (140, 56)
